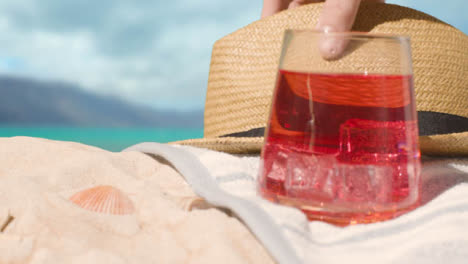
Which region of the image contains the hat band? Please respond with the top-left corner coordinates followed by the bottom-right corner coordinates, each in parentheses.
top-left (418, 111), bottom-right (468, 136)
top-left (220, 111), bottom-right (468, 138)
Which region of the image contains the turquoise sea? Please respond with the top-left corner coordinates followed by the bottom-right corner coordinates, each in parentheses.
top-left (0, 126), bottom-right (204, 152)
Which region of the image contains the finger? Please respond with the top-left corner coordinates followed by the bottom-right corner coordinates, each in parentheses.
top-left (317, 0), bottom-right (384, 31)
top-left (317, 0), bottom-right (361, 32)
top-left (261, 0), bottom-right (291, 18)
top-left (316, 0), bottom-right (361, 59)
top-left (288, 0), bottom-right (323, 9)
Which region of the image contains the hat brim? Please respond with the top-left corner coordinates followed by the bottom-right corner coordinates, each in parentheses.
top-left (171, 137), bottom-right (263, 154)
top-left (172, 131), bottom-right (468, 156)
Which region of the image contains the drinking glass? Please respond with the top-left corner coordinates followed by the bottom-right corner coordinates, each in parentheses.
top-left (258, 30), bottom-right (421, 226)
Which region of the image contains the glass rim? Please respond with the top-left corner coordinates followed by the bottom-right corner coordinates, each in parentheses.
top-left (284, 29), bottom-right (410, 41)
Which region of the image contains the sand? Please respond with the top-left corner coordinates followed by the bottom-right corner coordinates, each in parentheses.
top-left (0, 136), bottom-right (273, 264)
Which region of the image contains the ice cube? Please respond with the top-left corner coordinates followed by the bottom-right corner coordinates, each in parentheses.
top-left (265, 148), bottom-right (288, 181)
top-left (284, 153), bottom-right (318, 190)
top-left (259, 143), bottom-right (292, 196)
top-left (338, 119), bottom-right (417, 164)
top-left (368, 165), bottom-right (394, 204)
top-left (336, 164), bottom-right (393, 204)
top-left (285, 153), bottom-right (338, 200)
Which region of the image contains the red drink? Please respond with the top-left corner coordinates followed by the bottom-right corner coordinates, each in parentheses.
top-left (258, 70), bottom-right (421, 225)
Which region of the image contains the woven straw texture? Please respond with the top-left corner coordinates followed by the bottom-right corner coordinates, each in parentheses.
top-left (176, 3), bottom-right (468, 155)
top-left (280, 31), bottom-right (413, 76)
top-left (204, 2), bottom-right (467, 138)
top-left (171, 137), bottom-right (264, 153)
top-left (420, 132), bottom-right (468, 156)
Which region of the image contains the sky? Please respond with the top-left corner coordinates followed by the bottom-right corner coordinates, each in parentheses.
top-left (0, 0), bottom-right (466, 111)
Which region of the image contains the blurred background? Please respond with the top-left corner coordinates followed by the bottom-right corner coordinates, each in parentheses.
top-left (0, 0), bottom-right (466, 151)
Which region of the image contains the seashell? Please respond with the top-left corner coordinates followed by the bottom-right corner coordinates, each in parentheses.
top-left (69, 185), bottom-right (135, 215)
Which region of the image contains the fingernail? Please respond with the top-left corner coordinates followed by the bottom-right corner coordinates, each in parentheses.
top-left (319, 36), bottom-right (339, 59)
top-left (317, 27), bottom-right (347, 60)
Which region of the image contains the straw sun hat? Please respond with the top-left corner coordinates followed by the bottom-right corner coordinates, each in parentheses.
top-left (173, 2), bottom-right (468, 156)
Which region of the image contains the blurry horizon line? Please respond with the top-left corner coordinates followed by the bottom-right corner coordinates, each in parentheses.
top-left (0, 72), bottom-right (206, 113)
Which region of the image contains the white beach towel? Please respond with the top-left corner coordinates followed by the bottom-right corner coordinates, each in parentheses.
top-left (126, 142), bottom-right (468, 264)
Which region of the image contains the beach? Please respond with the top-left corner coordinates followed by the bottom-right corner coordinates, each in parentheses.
top-left (0, 126), bottom-right (203, 152)
top-left (0, 136), bottom-right (273, 263)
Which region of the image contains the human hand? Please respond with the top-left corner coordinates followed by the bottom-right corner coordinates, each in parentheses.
top-left (261, 0), bottom-right (385, 58)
